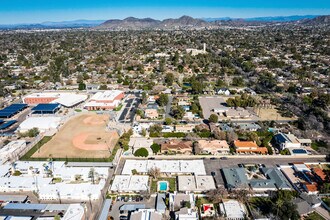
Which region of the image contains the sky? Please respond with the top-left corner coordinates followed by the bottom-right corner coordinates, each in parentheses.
top-left (1, 0), bottom-right (330, 24)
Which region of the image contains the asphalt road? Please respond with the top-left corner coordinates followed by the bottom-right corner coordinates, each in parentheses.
top-left (165, 95), bottom-right (173, 119)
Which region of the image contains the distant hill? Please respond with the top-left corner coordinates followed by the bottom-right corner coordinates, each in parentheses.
top-left (97, 16), bottom-right (211, 30)
top-left (299, 15), bottom-right (330, 25)
top-left (202, 15), bottom-right (318, 22)
top-left (0, 19), bottom-right (105, 30)
top-left (0, 15), bottom-right (329, 30)
top-left (99, 17), bottom-right (160, 30)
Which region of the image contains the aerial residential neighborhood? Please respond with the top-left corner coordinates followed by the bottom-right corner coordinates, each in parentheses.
top-left (0, 3), bottom-right (329, 220)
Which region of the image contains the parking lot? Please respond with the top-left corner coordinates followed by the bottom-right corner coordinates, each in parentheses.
top-left (118, 93), bottom-right (141, 123)
top-left (109, 196), bottom-right (156, 220)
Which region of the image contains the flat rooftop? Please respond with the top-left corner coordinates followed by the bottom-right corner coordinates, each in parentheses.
top-left (122, 160), bottom-right (206, 175)
top-left (110, 175), bottom-right (149, 192)
top-left (178, 175), bottom-right (216, 192)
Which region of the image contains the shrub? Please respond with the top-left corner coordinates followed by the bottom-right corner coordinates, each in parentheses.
top-left (134, 148), bottom-right (149, 157)
top-left (151, 143), bottom-right (161, 154)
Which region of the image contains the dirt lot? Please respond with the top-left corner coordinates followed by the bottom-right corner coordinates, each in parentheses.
top-left (257, 106), bottom-right (297, 121)
top-left (32, 113), bottom-right (119, 158)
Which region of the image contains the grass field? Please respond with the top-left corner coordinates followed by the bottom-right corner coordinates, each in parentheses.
top-left (31, 113), bottom-right (119, 159)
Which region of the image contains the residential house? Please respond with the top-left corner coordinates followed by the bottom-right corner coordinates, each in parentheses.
top-left (216, 88), bottom-right (230, 96)
top-left (130, 209), bottom-right (162, 220)
top-left (175, 124), bottom-right (195, 133)
top-left (169, 192), bottom-right (195, 212)
top-left (234, 141), bottom-right (268, 154)
top-left (220, 200), bottom-right (247, 220)
top-left (195, 140), bottom-right (230, 155)
top-left (200, 204), bottom-right (215, 218)
top-left (225, 108), bottom-right (251, 119)
top-left (273, 133), bottom-right (311, 150)
top-left (161, 140), bottom-right (193, 155)
top-left (145, 109), bottom-right (159, 119)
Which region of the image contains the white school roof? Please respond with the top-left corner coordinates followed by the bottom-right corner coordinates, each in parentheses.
top-left (14, 161), bottom-right (65, 172)
top-left (51, 94), bottom-right (87, 107)
top-left (0, 176), bottom-right (52, 192)
top-left (19, 117), bottom-right (61, 132)
top-left (0, 140), bottom-right (26, 163)
top-left (110, 175), bottom-right (149, 192)
top-left (38, 180), bottom-right (106, 200)
top-left (53, 166), bottom-right (109, 179)
top-left (90, 90), bottom-right (123, 101)
top-left (24, 92), bottom-right (88, 107)
top-left (122, 160), bottom-right (206, 175)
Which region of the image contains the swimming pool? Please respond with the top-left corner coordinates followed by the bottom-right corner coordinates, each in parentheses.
top-left (292, 149), bottom-right (308, 154)
top-left (158, 181), bottom-right (168, 191)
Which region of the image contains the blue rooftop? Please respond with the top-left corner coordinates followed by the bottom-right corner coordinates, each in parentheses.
top-left (31, 103), bottom-right (60, 114)
top-left (0, 120), bottom-right (17, 130)
top-left (0, 104), bottom-right (27, 118)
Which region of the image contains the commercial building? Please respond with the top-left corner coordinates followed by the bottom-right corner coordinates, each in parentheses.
top-left (195, 140), bottom-right (230, 155)
top-left (84, 90), bottom-right (124, 110)
top-left (23, 92), bottom-right (88, 107)
top-left (122, 160), bottom-right (206, 175)
top-left (177, 175), bottom-right (216, 192)
top-left (234, 140), bottom-right (268, 154)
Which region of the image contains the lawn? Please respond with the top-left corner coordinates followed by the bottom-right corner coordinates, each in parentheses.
top-left (21, 136), bottom-right (53, 160)
top-left (114, 104), bottom-right (123, 111)
top-left (150, 177), bottom-right (176, 193)
top-left (305, 212), bottom-right (326, 220)
top-left (311, 140), bottom-right (328, 151)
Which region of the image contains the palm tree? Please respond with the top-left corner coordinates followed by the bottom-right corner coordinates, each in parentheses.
top-left (275, 199), bottom-right (284, 220)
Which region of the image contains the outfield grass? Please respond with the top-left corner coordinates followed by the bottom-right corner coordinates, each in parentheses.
top-left (21, 136), bottom-right (122, 162)
top-left (21, 136), bottom-right (52, 160)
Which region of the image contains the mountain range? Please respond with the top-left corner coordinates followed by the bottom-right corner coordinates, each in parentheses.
top-left (0, 15), bottom-right (329, 30)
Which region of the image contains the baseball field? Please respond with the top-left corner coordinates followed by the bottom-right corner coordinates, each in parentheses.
top-left (31, 113), bottom-right (119, 159)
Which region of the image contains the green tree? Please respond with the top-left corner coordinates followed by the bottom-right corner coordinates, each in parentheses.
top-left (157, 94), bottom-right (169, 107)
top-left (164, 117), bottom-right (172, 125)
top-left (134, 148), bottom-right (149, 157)
top-left (171, 106), bottom-right (185, 119)
top-left (165, 73), bottom-right (174, 86)
top-left (232, 77), bottom-right (244, 87)
top-left (99, 84), bottom-right (108, 90)
top-left (209, 114), bottom-right (219, 123)
top-left (78, 83), bottom-right (86, 90)
top-left (151, 143), bottom-right (161, 154)
top-left (149, 124), bottom-right (162, 137)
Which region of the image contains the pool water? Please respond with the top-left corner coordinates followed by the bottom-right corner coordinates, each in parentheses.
top-left (159, 181), bottom-right (168, 191)
top-left (292, 149), bottom-right (308, 154)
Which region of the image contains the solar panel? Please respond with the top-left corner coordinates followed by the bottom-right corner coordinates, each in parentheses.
top-left (32, 103), bottom-right (60, 114)
top-left (0, 104), bottom-right (27, 118)
top-left (0, 120), bottom-right (17, 130)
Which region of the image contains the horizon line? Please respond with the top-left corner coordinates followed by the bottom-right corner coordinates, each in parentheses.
top-left (0, 14), bottom-right (328, 26)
